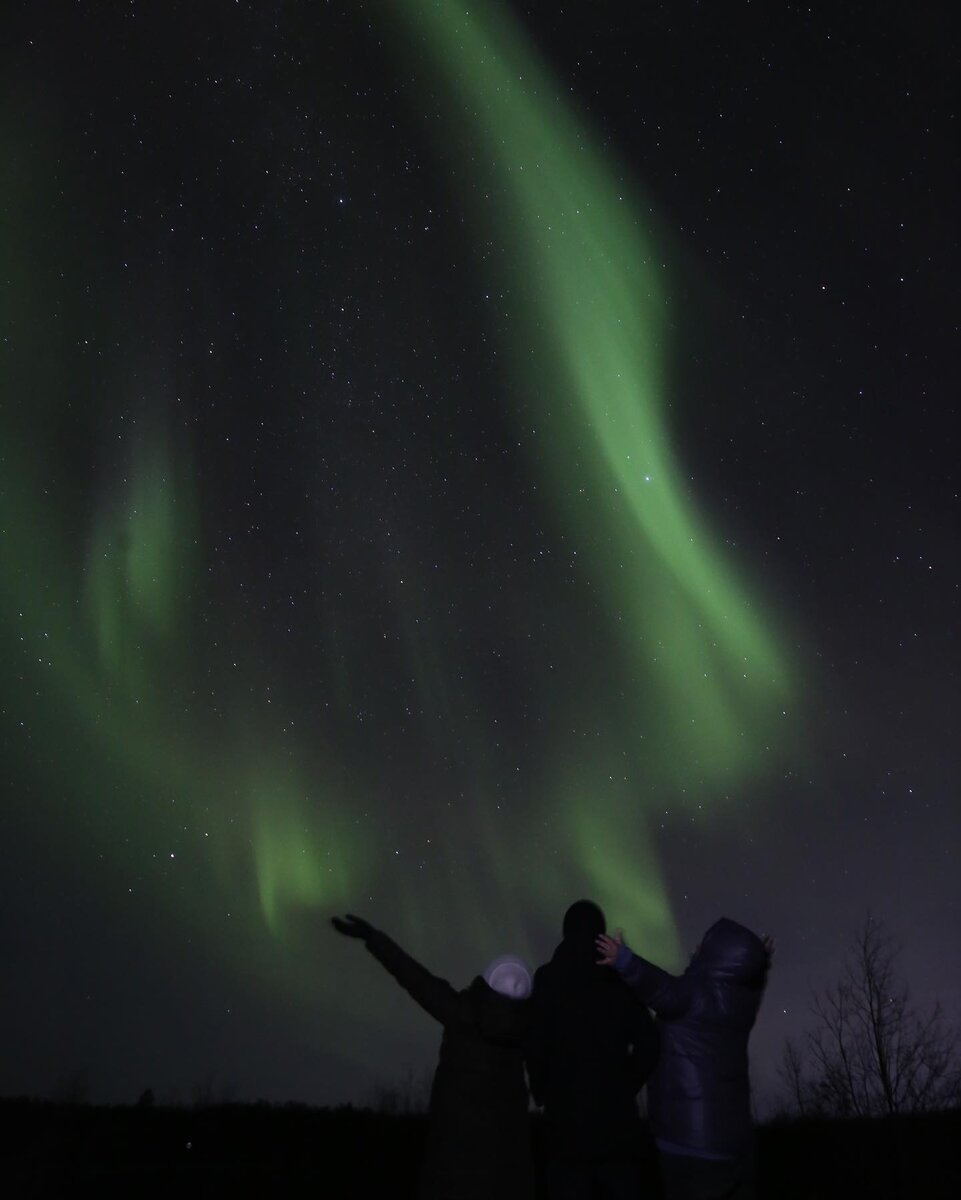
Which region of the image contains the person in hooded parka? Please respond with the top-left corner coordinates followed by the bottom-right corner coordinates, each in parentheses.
top-left (597, 917), bottom-right (773, 1200)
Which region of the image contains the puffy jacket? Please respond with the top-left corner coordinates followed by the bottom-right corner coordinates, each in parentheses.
top-left (614, 917), bottom-right (769, 1156)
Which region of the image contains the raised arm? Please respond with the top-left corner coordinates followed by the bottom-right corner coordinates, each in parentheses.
top-left (597, 930), bottom-right (691, 1019)
top-left (332, 914), bottom-right (461, 1026)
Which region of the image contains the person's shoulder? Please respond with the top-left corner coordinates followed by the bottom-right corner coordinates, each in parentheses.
top-left (531, 960), bottom-right (555, 991)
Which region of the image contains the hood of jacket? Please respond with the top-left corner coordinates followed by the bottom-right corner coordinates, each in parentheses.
top-left (688, 917), bottom-right (768, 986)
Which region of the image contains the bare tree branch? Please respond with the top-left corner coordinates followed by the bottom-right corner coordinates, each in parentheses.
top-left (779, 916), bottom-right (961, 1118)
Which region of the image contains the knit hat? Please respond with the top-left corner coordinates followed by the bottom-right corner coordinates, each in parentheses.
top-left (483, 954), bottom-right (532, 999)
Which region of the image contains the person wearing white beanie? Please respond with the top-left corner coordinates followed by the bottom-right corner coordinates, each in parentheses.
top-left (483, 953), bottom-right (533, 1000)
top-left (332, 913), bottom-right (534, 1199)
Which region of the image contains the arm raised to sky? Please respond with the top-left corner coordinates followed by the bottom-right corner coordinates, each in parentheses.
top-left (332, 914), bottom-right (461, 1026)
top-left (597, 930), bottom-right (691, 1019)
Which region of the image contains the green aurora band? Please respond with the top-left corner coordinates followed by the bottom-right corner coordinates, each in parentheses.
top-left (382, 0), bottom-right (796, 945)
top-left (0, 2), bottom-right (796, 1093)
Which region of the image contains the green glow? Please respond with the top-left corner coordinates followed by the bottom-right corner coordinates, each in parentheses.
top-left (392, 0), bottom-right (791, 770)
top-left (250, 768), bottom-right (358, 938)
top-left (387, 0), bottom-right (797, 958)
top-left (564, 796), bottom-right (676, 964)
top-left (0, 5), bottom-right (803, 1099)
top-left (83, 433), bottom-right (196, 688)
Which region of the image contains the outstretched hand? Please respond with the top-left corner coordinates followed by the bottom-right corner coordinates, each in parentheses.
top-left (331, 913), bottom-right (374, 941)
top-left (595, 928), bottom-right (625, 968)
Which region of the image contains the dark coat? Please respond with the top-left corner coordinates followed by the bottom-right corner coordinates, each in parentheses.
top-left (526, 931), bottom-right (658, 1161)
top-left (366, 930), bottom-right (534, 1200)
top-left (616, 917), bottom-right (769, 1157)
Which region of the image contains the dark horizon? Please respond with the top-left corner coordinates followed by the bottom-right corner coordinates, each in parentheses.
top-left (4, 1095), bottom-right (961, 1200)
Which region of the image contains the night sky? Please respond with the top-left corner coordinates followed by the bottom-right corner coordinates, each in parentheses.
top-left (1, 1), bottom-right (957, 1110)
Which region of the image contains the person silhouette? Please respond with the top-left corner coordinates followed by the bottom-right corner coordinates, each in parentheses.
top-left (597, 918), bottom-right (774, 1200)
top-left (526, 899), bottom-right (658, 1199)
top-left (332, 913), bottom-right (534, 1199)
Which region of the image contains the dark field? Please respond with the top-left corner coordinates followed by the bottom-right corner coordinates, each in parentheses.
top-left (3, 1100), bottom-right (959, 1198)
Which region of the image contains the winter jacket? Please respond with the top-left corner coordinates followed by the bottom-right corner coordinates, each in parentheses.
top-left (614, 917), bottom-right (769, 1157)
top-left (526, 931), bottom-right (658, 1161)
top-left (366, 930), bottom-right (534, 1200)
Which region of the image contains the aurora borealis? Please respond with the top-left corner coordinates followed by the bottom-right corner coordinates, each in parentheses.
top-left (1, 2), bottom-right (957, 1109)
top-left (389, 0), bottom-right (794, 778)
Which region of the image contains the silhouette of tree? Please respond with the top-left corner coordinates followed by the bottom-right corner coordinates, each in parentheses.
top-left (779, 916), bottom-right (961, 1117)
top-left (368, 1064), bottom-right (432, 1115)
top-left (778, 1036), bottom-right (809, 1118)
top-left (190, 1071), bottom-right (238, 1108)
top-left (51, 1067), bottom-right (90, 1105)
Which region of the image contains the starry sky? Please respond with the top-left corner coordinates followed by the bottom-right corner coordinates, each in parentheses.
top-left (1, 0), bottom-right (957, 1110)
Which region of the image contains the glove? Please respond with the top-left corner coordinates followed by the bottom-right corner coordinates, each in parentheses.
top-left (331, 913), bottom-right (375, 941)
